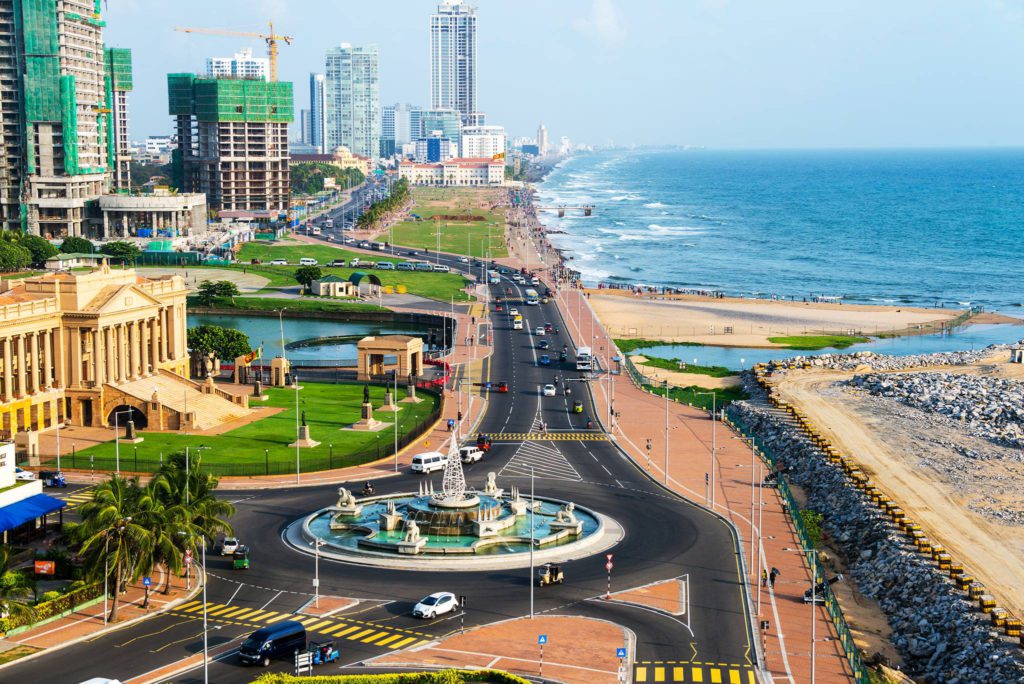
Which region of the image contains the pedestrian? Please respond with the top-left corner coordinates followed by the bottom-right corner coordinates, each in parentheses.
top-left (447, 418), bottom-right (454, 432)
top-left (761, 569), bottom-right (768, 586)
top-left (769, 567), bottom-right (780, 587)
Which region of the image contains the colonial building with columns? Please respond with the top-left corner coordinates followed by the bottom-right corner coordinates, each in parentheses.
top-left (0, 263), bottom-right (247, 442)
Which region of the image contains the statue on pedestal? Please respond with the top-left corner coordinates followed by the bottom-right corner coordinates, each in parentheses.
top-left (403, 518), bottom-right (421, 543)
top-left (555, 501), bottom-right (577, 524)
top-left (363, 384), bottom-right (371, 405)
top-left (336, 486), bottom-right (356, 508)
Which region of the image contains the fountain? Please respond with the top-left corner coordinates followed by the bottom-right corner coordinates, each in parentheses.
top-left (295, 435), bottom-right (617, 568)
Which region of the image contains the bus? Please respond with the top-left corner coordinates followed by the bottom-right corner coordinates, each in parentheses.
top-left (323, 218), bottom-right (334, 229)
top-left (576, 346), bottom-right (593, 371)
top-left (524, 288), bottom-right (539, 305)
top-left (487, 270), bottom-right (501, 284)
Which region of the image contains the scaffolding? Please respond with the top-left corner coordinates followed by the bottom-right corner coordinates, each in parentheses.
top-left (104, 47), bottom-right (132, 91)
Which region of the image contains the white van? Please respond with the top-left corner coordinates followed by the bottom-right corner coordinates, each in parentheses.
top-left (512, 318), bottom-right (523, 330)
top-left (410, 451), bottom-right (446, 474)
top-left (459, 446), bottom-right (483, 464)
top-left (299, 257), bottom-right (318, 266)
top-left (432, 264), bottom-right (450, 273)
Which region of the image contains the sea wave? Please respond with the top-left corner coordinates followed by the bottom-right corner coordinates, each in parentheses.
top-left (610, 194), bottom-right (644, 201)
top-left (644, 202), bottom-right (667, 208)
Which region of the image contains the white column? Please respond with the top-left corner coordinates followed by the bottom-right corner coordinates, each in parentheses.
top-left (150, 318), bottom-right (160, 373)
top-left (28, 332), bottom-right (39, 394)
top-left (43, 330), bottom-right (53, 388)
top-left (2, 337), bottom-right (11, 401)
top-left (14, 335), bottom-right (25, 397)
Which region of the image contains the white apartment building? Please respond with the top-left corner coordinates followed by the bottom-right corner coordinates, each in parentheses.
top-left (206, 48), bottom-right (268, 81)
top-left (460, 125), bottom-right (505, 159)
top-left (399, 158), bottom-right (503, 186)
top-left (325, 44), bottom-right (380, 160)
top-left (430, 0), bottom-right (477, 125)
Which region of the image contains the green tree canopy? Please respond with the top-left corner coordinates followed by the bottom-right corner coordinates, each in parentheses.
top-left (100, 241), bottom-right (142, 264)
top-left (0, 241), bottom-right (32, 273)
top-left (290, 162), bottom-right (365, 196)
top-left (355, 178), bottom-right (410, 230)
top-left (187, 324), bottom-right (251, 361)
top-left (294, 265), bottom-right (323, 293)
top-left (195, 280), bottom-right (240, 306)
top-left (60, 236), bottom-right (95, 254)
top-left (18, 235), bottom-right (58, 268)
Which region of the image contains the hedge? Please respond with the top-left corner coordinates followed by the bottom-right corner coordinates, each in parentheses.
top-left (0, 582), bottom-right (103, 633)
top-left (253, 669), bottom-right (533, 684)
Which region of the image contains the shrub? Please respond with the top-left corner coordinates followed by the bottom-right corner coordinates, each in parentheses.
top-left (38, 590), bottom-right (61, 602)
top-left (801, 509), bottom-right (824, 548)
top-left (252, 668), bottom-right (533, 684)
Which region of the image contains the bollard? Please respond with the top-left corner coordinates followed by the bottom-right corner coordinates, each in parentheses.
top-left (937, 553), bottom-right (952, 570)
top-left (955, 574), bottom-right (974, 591)
top-left (968, 583), bottom-right (985, 600)
top-left (991, 608), bottom-right (1008, 627)
top-left (931, 546), bottom-right (946, 561)
top-left (979, 595), bottom-right (997, 614)
top-left (948, 564), bottom-right (964, 579)
top-left (1004, 618), bottom-right (1021, 637)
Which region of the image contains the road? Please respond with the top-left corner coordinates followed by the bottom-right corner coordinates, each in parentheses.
top-left (3, 250), bottom-right (755, 683)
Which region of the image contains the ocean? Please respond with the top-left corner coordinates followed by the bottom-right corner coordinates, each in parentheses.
top-left (537, 148), bottom-right (1024, 313)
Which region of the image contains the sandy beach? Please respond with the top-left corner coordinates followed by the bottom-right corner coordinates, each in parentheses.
top-left (585, 290), bottom-right (1018, 348)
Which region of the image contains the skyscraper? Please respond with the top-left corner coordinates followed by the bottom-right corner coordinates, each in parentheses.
top-left (0, 0), bottom-right (124, 236)
top-left (206, 48), bottom-right (269, 81)
top-left (105, 48), bottom-right (134, 191)
top-left (430, 0), bottom-right (477, 125)
top-left (381, 104), bottom-right (396, 158)
top-left (325, 44), bottom-right (381, 160)
top-left (300, 109), bottom-right (312, 145)
top-left (309, 73), bottom-right (328, 153)
top-left (537, 123), bottom-right (549, 156)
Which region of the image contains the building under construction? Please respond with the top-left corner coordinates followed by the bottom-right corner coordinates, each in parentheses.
top-left (0, 0), bottom-right (133, 238)
top-left (168, 74), bottom-right (293, 216)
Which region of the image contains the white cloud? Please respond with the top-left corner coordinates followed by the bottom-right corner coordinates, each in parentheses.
top-left (572, 0), bottom-right (626, 46)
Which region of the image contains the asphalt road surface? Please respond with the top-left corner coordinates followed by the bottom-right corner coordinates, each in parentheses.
top-left (3, 255), bottom-right (754, 683)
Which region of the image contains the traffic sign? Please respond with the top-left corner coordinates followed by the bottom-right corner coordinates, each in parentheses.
top-left (142, 576), bottom-right (151, 587)
top-left (606, 561), bottom-right (614, 571)
top-left (538, 634), bottom-right (547, 645)
top-left (616, 647), bottom-right (627, 658)
top-left (606, 553), bottom-right (614, 561)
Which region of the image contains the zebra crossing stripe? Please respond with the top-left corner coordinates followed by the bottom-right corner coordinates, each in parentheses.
top-left (256, 611), bottom-right (280, 622)
top-left (205, 605), bottom-right (238, 617)
top-left (183, 604), bottom-right (207, 614)
top-left (321, 623), bottom-right (357, 636)
top-left (375, 634), bottom-right (401, 647)
top-left (499, 441), bottom-right (582, 482)
top-left (348, 628), bottom-right (375, 640)
top-left (360, 631), bottom-right (388, 643)
top-left (217, 607), bottom-right (250, 619)
top-left (330, 625), bottom-right (362, 637)
top-left (177, 600), bottom-right (201, 611)
top-left (232, 609), bottom-right (264, 620)
top-left (389, 636), bottom-right (418, 649)
top-left (304, 619), bottom-right (334, 631)
top-left (267, 613), bottom-right (294, 623)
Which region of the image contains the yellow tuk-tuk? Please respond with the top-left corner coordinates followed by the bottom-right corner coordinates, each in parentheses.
top-left (537, 563), bottom-right (564, 587)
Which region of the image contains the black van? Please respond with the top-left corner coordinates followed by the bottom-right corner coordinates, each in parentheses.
top-left (238, 620), bottom-right (306, 666)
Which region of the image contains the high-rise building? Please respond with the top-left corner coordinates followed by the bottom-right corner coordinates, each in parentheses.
top-left (420, 109), bottom-right (461, 146)
top-left (300, 109), bottom-right (312, 145)
top-left (381, 104), bottom-right (396, 158)
top-left (430, 0), bottom-right (477, 125)
top-left (206, 48), bottom-right (268, 81)
top-left (396, 104), bottom-right (423, 146)
top-left (537, 123), bottom-right (549, 156)
top-left (309, 73), bottom-right (328, 153)
top-left (325, 44), bottom-right (380, 160)
top-left (104, 48), bottom-right (134, 191)
top-left (168, 73), bottom-right (293, 214)
top-left (0, 1), bottom-right (126, 237)
top-left (460, 125), bottom-right (505, 159)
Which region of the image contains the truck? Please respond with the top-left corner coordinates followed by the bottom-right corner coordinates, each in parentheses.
top-left (576, 346), bottom-right (593, 371)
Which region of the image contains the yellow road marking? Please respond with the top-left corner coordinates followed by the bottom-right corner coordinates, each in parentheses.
top-left (672, 667), bottom-right (684, 681)
top-left (176, 600), bottom-right (201, 611)
top-left (182, 604), bottom-right (206, 614)
top-left (729, 671), bottom-right (740, 684)
top-left (320, 623), bottom-right (356, 636)
top-left (654, 666), bottom-right (665, 682)
top-left (710, 669), bottom-right (722, 684)
top-left (256, 611), bottom-right (281, 621)
top-left (304, 619), bottom-right (335, 632)
top-left (231, 609), bottom-right (263, 621)
top-left (332, 625), bottom-right (362, 637)
top-left (361, 631), bottom-right (388, 643)
top-left (347, 628), bottom-right (375, 640)
top-left (375, 634), bottom-right (401, 647)
top-left (205, 605), bottom-right (238, 617)
top-left (636, 667), bottom-right (648, 682)
top-left (389, 636), bottom-right (417, 649)
top-left (691, 668), bottom-right (703, 683)
top-left (217, 607), bottom-right (250, 619)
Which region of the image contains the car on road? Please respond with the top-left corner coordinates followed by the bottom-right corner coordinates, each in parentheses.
top-left (476, 434), bottom-right (493, 451)
top-left (542, 384), bottom-right (557, 397)
top-left (544, 323), bottom-right (553, 333)
top-left (537, 340), bottom-right (550, 350)
top-left (238, 620), bottom-right (306, 667)
top-left (508, 308), bottom-right (519, 317)
top-left (539, 354), bottom-right (551, 366)
top-left (327, 259), bottom-right (347, 267)
top-left (270, 259), bottom-right (288, 266)
top-left (407, 250), bottom-right (418, 255)
top-left (358, 241), bottom-right (371, 249)
top-left (534, 327), bottom-right (545, 336)
top-left (220, 537), bottom-right (240, 555)
top-left (343, 237), bottom-right (356, 244)
top-left (459, 446), bottom-right (484, 464)
top-left (14, 467), bottom-right (35, 481)
top-left (573, 400), bottom-right (584, 413)
top-left (496, 381), bottom-right (509, 393)
top-left (412, 592), bottom-right (458, 619)
top-left (411, 451), bottom-right (446, 474)
top-left (531, 277), bottom-right (540, 286)
top-left (458, 256), bottom-right (469, 263)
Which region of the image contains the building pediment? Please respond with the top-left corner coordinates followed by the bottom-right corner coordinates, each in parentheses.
top-left (85, 284), bottom-right (164, 315)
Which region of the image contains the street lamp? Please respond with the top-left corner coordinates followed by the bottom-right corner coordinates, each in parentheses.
top-left (112, 408), bottom-right (134, 475)
top-left (694, 391), bottom-right (719, 509)
top-left (311, 538), bottom-right (325, 607)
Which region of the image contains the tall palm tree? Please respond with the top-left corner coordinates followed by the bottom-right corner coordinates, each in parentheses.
top-left (0, 545), bottom-right (36, 627)
top-left (77, 476), bottom-right (154, 622)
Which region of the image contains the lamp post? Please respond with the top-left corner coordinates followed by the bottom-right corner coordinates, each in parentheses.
top-left (663, 379), bottom-right (669, 485)
top-left (529, 465), bottom-right (535, 619)
top-left (733, 436), bottom-right (759, 571)
top-left (694, 392), bottom-right (718, 509)
top-left (311, 538), bottom-right (325, 608)
top-left (112, 408), bottom-right (133, 475)
top-left (294, 373), bottom-right (301, 484)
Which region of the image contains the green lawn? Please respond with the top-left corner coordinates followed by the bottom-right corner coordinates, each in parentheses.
top-left (71, 383), bottom-right (440, 475)
top-left (188, 295), bottom-right (387, 313)
top-left (638, 357), bottom-right (738, 378)
top-left (614, 338), bottom-right (704, 354)
top-left (767, 334), bottom-right (870, 350)
top-left (649, 384), bottom-right (749, 410)
top-left (382, 218), bottom-right (507, 259)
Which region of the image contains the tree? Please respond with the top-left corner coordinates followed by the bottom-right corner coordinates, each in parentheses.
top-left (294, 265), bottom-right (323, 293)
top-left (60, 236), bottom-right (94, 254)
top-left (187, 324), bottom-right (251, 361)
top-left (0, 241), bottom-right (31, 273)
top-left (194, 280), bottom-right (238, 306)
top-left (18, 235), bottom-right (58, 268)
top-left (100, 241), bottom-right (142, 265)
top-left (0, 546), bottom-right (36, 626)
top-left (76, 476), bottom-right (154, 622)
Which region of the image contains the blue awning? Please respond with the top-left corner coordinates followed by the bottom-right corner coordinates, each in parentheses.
top-left (0, 493), bottom-right (67, 532)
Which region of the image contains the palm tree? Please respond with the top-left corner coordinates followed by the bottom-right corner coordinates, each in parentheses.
top-left (0, 545), bottom-right (36, 627)
top-left (76, 476), bottom-right (154, 622)
top-left (136, 488), bottom-right (184, 598)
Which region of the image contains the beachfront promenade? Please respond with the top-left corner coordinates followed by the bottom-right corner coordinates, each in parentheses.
top-left (506, 213), bottom-right (854, 683)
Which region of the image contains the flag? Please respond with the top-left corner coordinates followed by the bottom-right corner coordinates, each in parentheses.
top-left (492, 152), bottom-right (505, 161)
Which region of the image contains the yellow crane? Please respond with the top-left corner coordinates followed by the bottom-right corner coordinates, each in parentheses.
top-left (174, 22), bottom-right (293, 82)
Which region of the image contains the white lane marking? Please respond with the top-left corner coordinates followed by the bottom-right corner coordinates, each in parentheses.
top-left (225, 583), bottom-right (243, 606)
top-left (498, 441), bottom-right (582, 481)
top-left (260, 590), bottom-right (284, 610)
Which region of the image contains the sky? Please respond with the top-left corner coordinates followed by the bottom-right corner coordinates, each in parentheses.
top-left (104, 0), bottom-right (1024, 148)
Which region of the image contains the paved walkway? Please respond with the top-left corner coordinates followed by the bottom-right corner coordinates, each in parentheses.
top-left (369, 615), bottom-right (631, 684)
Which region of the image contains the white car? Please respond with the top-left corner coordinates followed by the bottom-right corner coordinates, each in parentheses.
top-left (508, 308), bottom-right (519, 317)
top-left (269, 259), bottom-right (288, 266)
top-left (458, 256), bottom-right (469, 263)
top-left (220, 537), bottom-right (240, 556)
top-left (459, 446), bottom-right (484, 464)
top-left (535, 327), bottom-right (545, 336)
top-left (14, 467), bottom-right (36, 481)
top-left (542, 384), bottom-right (556, 397)
top-left (531, 277), bottom-right (540, 286)
top-left (412, 592), bottom-right (458, 619)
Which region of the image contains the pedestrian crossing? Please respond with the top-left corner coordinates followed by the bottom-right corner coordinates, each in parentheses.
top-left (170, 600), bottom-right (432, 651)
top-left (490, 431), bottom-right (608, 442)
top-left (499, 441), bottom-right (582, 481)
top-left (634, 664), bottom-right (755, 683)
top-left (57, 487), bottom-right (95, 510)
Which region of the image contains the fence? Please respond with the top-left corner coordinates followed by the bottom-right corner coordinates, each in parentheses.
top-left (621, 354), bottom-right (735, 412)
top-left (726, 413), bottom-right (872, 684)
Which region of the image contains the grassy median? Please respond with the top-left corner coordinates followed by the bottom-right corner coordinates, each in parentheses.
top-left (767, 334), bottom-right (869, 350)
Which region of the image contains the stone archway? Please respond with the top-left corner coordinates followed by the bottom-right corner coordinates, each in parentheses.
top-left (106, 404), bottom-right (148, 430)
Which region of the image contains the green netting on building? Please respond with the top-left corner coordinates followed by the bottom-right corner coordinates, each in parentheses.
top-left (104, 48), bottom-right (132, 91)
top-left (20, 0), bottom-right (61, 122)
top-left (103, 74), bottom-right (115, 164)
top-left (167, 73), bottom-right (196, 116)
top-left (60, 75), bottom-right (78, 174)
top-left (169, 74), bottom-right (293, 123)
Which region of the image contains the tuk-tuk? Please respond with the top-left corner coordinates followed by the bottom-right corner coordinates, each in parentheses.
top-left (537, 563), bottom-right (564, 587)
top-left (309, 640), bottom-right (340, 665)
top-left (559, 350), bottom-right (568, 362)
top-left (39, 470), bottom-right (67, 488)
top-left (476, 434), bottom-right (492, 452)
top-left (572, 400), bottom-right (584, 414)
top-left (232, 546), bottom-right (250, 570)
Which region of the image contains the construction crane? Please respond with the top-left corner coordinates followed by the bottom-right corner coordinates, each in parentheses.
top-left (174, 22), bottom-right (293, 82)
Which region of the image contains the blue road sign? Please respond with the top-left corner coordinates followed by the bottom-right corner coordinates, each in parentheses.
top-left (616, 647), bottom-right (627, 658)
top-left (538, 634), bottom-right (548, 645)
top-left (142, 576), bottom-right (151, 587)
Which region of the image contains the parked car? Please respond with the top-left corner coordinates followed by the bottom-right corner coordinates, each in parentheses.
top-left (415, 262), bottom-right (434, 271)
top-left (299, 258), bottom-right (318, 266)
top-left (358, 241), bottom-right (371, 249)
top-left (432, 264), bottom-right (450, 273)
top-left (459, 446), bottom-right (484, 464)
top-left (327, 260), bottom-right (347, 267)
top-left (376, 262), bottom-right (395, 270)
top-left (542, 384), bottom-right (556, 397)
top-left (412, 592), bottom-right (458, 619)
top-left (396, 262), bottom-right (416, 271)
top-left (14, 467), bottom-right (35, 481)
